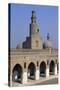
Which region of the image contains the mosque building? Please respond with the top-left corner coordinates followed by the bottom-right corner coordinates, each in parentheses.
top-left (8, 11), bottom-right (58, 86)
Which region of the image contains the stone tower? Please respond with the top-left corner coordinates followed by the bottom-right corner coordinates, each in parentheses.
top-left (22, 11), bottom-right (42, 49)
top-left (30, 11), bottom-right (42, 49)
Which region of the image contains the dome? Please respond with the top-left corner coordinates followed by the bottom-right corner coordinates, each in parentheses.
top-left (43, 40), bottom-right (52, 48)
top-left (43, 33), bottom-right (52, 49)
top-left (16, 42), bottom-right (22, 49)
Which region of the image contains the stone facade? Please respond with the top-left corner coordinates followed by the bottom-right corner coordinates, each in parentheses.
top-left (8, 11), bottom-right (58, 87)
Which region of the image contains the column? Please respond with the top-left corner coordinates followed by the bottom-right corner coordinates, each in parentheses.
top-left (46, 65), bottom-right (49, 77)
top-left (10, 72), bottom-right (12, 86)
top-left (35, 67), bottom-right (39, 80)
top-left (9, 62), bottom-right (13, 87)
top-left (57, 63), bottom-right (59, 73)
top-left (22, 70), bottom-right (27, 84)
top-left (46, 60), bottom-right (49, 77)
top-left (55, 63), bottom-right (57, 75)
top-left (9, 66), bottom-right (13, 87)
top-left (54, 60), bottom-right (57, 75)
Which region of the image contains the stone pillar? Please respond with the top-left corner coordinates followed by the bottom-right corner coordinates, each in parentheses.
top-left (9, 62), bottom-right (13, 87)
top-left (9, 65), bottom-right (13, 87)
top-left (22, 70), bottom-right (27, 84)
top-left (35, 67), bottom-right (39, 80)
top-left (10, 72), bottom-right (12, 86)
top-left (55, 64), bottom-right (57, 75)
top-left (57, 63), bottom-right (59, 73)
top-left (8, 60), bottom-right (12, 87)
top-left (46, 60), bottom-right (49, 77)
top-left (46, 66), bottom-right (49, 77)
top-left (54, 60), bottom-right (57, 75)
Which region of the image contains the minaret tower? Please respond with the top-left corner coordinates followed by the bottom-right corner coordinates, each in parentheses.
top-left (29, 11), bottom-right (42, 49)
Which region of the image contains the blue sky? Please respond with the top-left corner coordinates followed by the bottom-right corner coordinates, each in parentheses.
top-left (10, 3), bottom-right (58, 48)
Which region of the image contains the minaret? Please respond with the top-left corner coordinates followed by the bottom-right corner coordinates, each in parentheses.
top-left (29, 11), bottom-right (42, 49)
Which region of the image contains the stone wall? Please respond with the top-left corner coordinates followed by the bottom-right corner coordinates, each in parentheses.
top-left (8, 48), bottom-right (58, 86)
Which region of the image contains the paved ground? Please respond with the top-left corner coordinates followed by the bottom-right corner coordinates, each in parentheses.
top-left (12, 75), bottom-right (58, 87)
top-left (35, 78), bottom-right (58, 85)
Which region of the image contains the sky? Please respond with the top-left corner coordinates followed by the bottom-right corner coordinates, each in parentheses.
top-left (9, 3), bottom-right (58, 48)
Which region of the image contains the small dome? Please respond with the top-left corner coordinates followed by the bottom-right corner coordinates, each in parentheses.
top-left (43, 40), bottom-right (52, 48)
top-left (16, 43), bottom-right (22, 49)
top-left (43, 33), bottom-right (52, 49)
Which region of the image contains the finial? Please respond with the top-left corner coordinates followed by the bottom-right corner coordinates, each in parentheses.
top-left (47, 33), bottom-right (50, 40)
top-left (32, 10), bottom-right (35, 14)
top-left (31, 10), bottom-right (36, 23)
top-left (32, 10), bottom-right (36, 14)
top-left (32, 10), bottom-right (36, 18)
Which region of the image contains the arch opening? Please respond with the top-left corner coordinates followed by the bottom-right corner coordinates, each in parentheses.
top-left (28, 62), bottom-right (36, 80)
top-left (49, 61), bottom-right (55, 75)
top-left (40, 61), bottom-right (46, 77)
top-left (12, 64), bottom-right (22, 83)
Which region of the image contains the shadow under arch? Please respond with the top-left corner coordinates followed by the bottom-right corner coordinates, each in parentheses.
top-left (12, 64), bottom-right (23, 83)
top-left (49, 60), bottom-right (55, 75)
top-left (27, 62), bottom-right (36, 80)
top-left (40, 61), bottom-right (46, 77)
